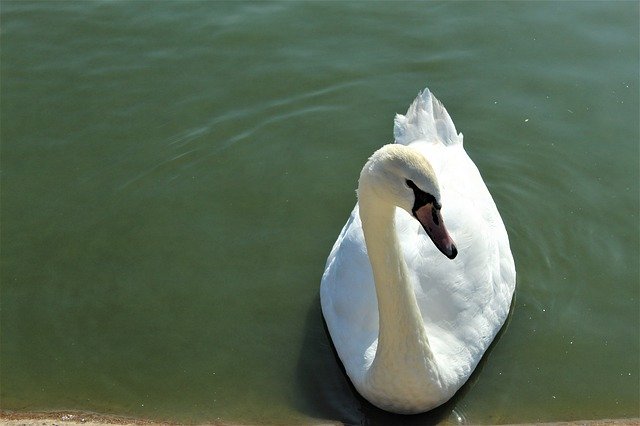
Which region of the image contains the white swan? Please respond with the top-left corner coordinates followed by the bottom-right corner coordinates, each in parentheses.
top-left (320, 88), bottom-right (516, 414)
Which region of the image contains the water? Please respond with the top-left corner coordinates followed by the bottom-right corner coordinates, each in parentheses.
top-left (1, 2), bottom-right (638, 424)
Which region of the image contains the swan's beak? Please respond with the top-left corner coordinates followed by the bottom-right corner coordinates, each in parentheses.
top-left (414, 203), bottom-right (458, 259)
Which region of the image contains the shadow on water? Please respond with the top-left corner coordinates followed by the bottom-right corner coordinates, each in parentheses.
top-left (294, 294), bottom-right (515, 425)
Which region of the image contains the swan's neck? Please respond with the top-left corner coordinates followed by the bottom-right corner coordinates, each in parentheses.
top-left (358, 187), bottom-right (442, 405)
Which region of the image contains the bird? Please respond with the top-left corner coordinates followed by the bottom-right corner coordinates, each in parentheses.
top-left (320, 88), bottom-right (516, 414)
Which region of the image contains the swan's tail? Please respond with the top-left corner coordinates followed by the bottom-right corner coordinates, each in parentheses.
top-left (393, 88), bottom-right (462, 146)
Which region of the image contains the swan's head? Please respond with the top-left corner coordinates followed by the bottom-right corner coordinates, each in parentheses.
top-left (358, 144), bottom-right (457, 259)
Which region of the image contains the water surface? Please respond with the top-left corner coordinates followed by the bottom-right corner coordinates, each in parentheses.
top-left (1, 2), bottom-right (638, 424)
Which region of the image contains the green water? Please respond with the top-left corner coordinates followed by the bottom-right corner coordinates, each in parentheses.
top-left (1, 2), bottom-right (638, 424)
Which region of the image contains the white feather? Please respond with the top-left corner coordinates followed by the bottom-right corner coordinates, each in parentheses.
top-left (393, 88), bottom-right (463, 146)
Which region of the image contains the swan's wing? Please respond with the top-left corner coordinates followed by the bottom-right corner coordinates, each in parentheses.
top-left (320, 206), bottom-right (379, 383)
top-left (399, 140), bottom-right (516, 383)
top-left (394, 90), bottom-right (515, 372)
top-left (394, 88), bottom-right (463, 147)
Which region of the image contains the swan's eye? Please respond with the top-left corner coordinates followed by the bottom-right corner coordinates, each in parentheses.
top-left (406, 179), bottom-right (439, 212)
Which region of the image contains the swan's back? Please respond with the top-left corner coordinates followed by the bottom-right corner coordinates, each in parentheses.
top-left (320, 89), bottom-right (516, 400)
